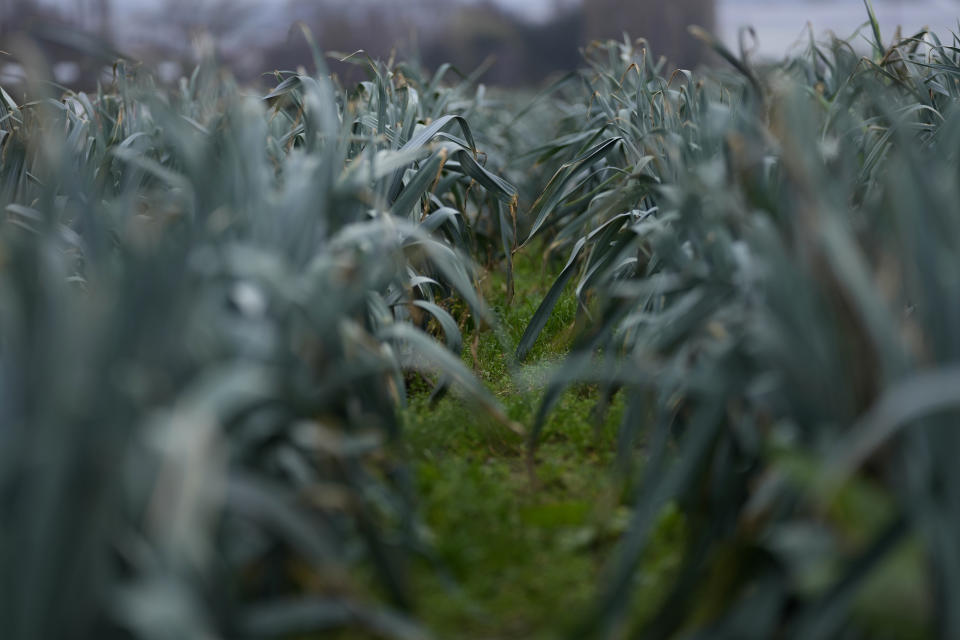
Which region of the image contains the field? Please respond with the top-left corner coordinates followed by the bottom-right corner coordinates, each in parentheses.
top-left (2, 5), bottom-right (960, 639)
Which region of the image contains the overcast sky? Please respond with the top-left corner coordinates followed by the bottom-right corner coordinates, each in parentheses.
top-left (38, 0), bottom-right (565, 21)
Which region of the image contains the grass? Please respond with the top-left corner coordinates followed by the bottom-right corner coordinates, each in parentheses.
top-left (398, 245), bottom-right (686, 638)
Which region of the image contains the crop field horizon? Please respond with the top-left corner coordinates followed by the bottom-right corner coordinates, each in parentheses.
top-left (2, 2), bottom-right (960, 638)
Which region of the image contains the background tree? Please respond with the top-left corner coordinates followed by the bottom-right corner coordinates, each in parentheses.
top-left (583, 0), bottom-right (717, 68)
top-left (1, 0), bottom-right (40, 36)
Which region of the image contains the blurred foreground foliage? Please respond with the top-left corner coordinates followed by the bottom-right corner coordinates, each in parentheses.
top-left (0, 43), bottom-right (517, 639)
top-left (517, 12), bottom-right (960, 640)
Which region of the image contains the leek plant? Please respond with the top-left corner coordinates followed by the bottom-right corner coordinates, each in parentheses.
top-left (0, 45), bottom-right (514, 639)
top-left (520, 18), bottom-right (960, 639)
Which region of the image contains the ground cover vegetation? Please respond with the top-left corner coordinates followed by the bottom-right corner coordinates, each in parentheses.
top-left (2, 3), bottom-right (960, 638)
